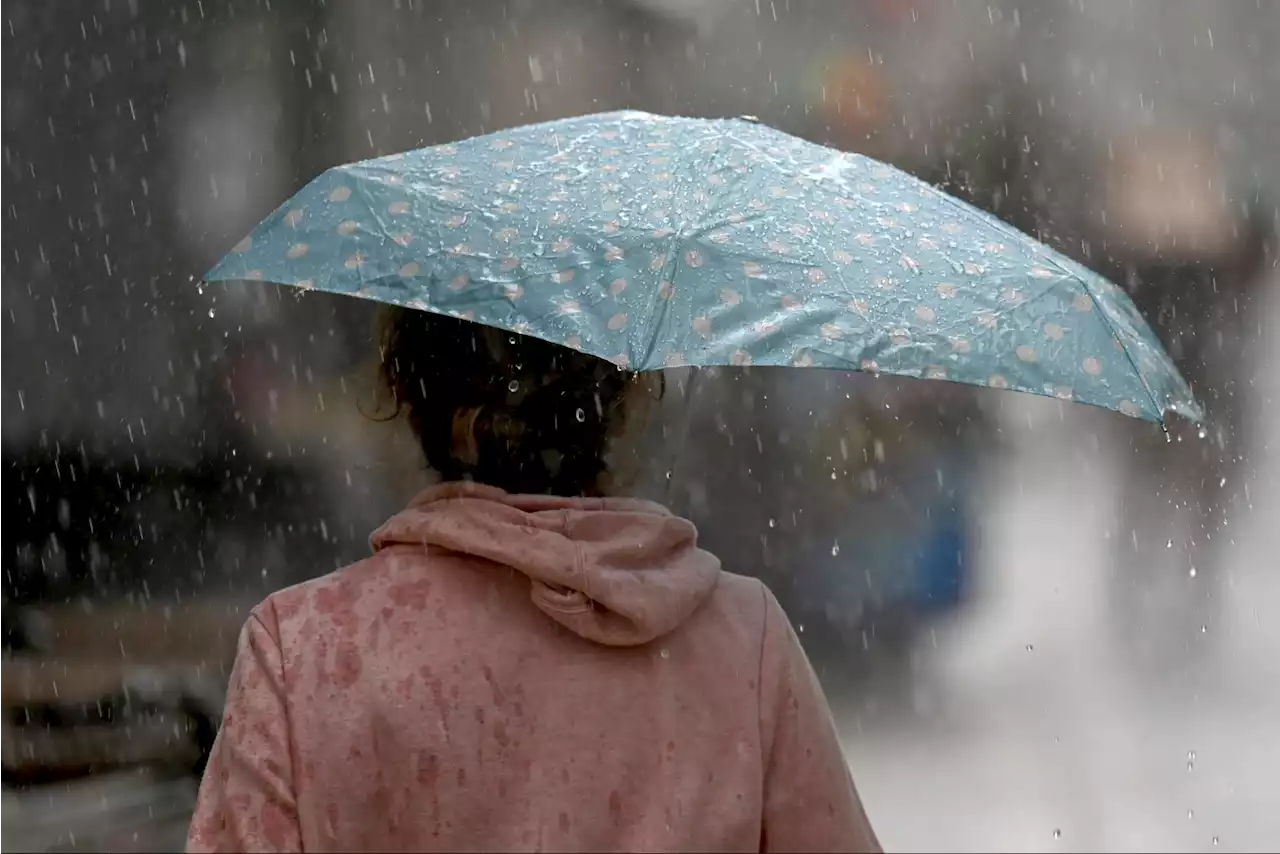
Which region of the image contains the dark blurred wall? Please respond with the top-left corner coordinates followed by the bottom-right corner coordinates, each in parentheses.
top-left (2, 0), bottom-right (354, 603)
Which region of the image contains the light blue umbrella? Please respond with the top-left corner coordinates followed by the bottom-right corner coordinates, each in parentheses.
top-left (206, 110), bottom-right (1200, 425)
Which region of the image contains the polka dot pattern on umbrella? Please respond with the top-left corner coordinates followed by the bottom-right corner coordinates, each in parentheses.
top-left (206, 110), bottom-right (1200, 425)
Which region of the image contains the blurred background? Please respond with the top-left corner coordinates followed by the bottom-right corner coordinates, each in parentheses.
top-left (3, 1), bottom-right (1277, 851)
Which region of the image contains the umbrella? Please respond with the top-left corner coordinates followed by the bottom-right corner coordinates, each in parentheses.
top-left (206, 110), bottom-right (1201, 425)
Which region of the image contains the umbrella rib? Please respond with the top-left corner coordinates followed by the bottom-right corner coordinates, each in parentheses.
top-left (636, 129), bottom-right (732, 371)
top-left (638, 236), bottom-right (682, 371)
top-left (926, 187), bottom-right (1174, 424)
top-left (1063, 275), bottom-right (1169, 424)
top-left (325, 168), bottom-right (394, 295)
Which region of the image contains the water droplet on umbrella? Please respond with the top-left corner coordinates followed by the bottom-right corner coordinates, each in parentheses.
top-left (659, 648), bottom-right (670, 660)
top-left (208, 309), bottom-right (216, 318)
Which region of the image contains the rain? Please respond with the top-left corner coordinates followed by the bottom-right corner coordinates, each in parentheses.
top-left (3, 1), bottom-right (1278, 851)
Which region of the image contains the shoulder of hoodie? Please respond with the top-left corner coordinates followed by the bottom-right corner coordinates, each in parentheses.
top-left (708, 569), bottom-right (771, 611)
top-left (243, 547), bottom-right (428, 644)
top-left (680, 570), bottom-right (778, 649)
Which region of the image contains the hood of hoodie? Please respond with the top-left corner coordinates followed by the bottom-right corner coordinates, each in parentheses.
top-left (370, 482), bottom-right (721, 647)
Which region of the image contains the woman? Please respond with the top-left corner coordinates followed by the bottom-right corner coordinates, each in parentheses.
top-left (186, 308), bottom-right (881, 853)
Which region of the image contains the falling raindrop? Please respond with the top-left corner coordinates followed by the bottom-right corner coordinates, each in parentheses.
top-left (508, 380), bottom-right (519, 393)
top-left (831, 540), bottom-right (840, 557)
top-left (574, 408), bottom-right (586, 422)
top-left (208, 309), bottom-right (216, 318)
top-left (1052, 829), bottom-right (1062, 840)
top-left (768, 518), bottom-right (776, 528)
top-left (659, 648), bottom-right (670, 660)
top-left (1189, 567), bottom-right (1198, 578)
top-left (1188, 809), bottom-right (1195, 819)
top-left (1026, 644), bottom-right (1034, 652)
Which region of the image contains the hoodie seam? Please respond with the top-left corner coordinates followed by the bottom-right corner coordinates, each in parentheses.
top-left (250, 604), bottom-right (301, 819)
top-left (572, 543), bottom-right (588, 605)
top-left (569, 507), bottom-right (588, 598)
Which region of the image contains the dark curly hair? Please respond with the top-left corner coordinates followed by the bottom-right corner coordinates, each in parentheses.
top-left (376, 306), bottom-right (639, 496)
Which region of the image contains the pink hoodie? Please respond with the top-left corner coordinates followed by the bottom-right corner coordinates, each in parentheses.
top-left (187, 482), bottom-right (880, 853)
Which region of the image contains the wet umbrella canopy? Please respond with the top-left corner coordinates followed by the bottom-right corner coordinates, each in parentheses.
top-left (207, 110), bottom-right (1200, 425)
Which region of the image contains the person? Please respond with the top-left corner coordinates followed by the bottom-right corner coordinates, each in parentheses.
top-left (186, 307), bottom-right (881, 853)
